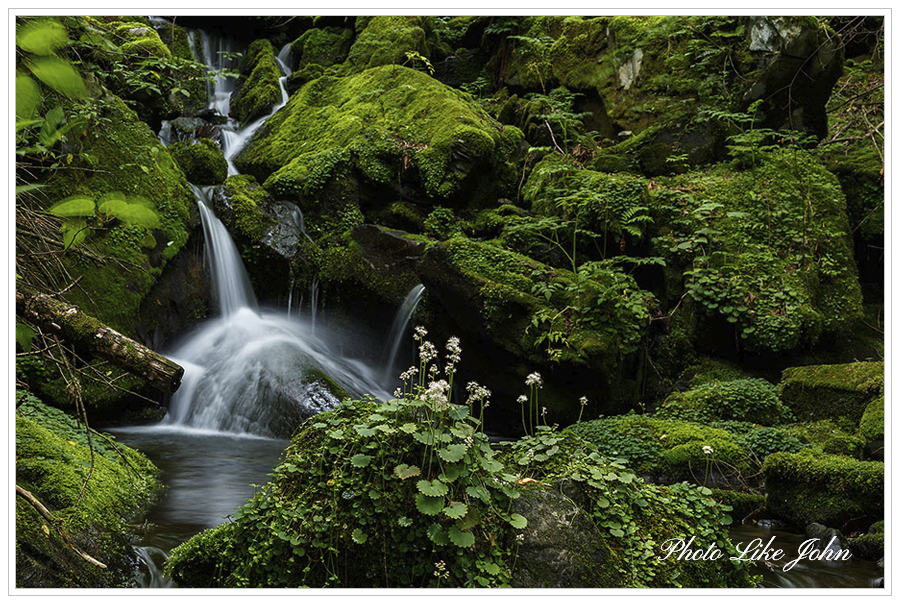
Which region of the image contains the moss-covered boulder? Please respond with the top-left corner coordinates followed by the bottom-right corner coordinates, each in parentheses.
top-left (762, 449), bottom-right (884, 529)
top-left (230, 39), bottom-right (283, 126)
top-left (778, 361), bottom-right (883, 426)
top-left (656, 378), bottom-right (794, 426)
top-left (858, 394), bottom-right (884, 459)
top-left (168, 138), bottom-right (228, 186)
top-left (343, 16), bottom-right (448, 74)
top-left (234, 65), bottom-right (524, 209)
top-left (164, 395), bottom-right (756, 588)
top-left (416, 236), bottom-right (652, 421)
top-left (291, 26), bottom-right (353, 69)
top-left (783, 420), bottom-right (866, 458)
top-left (849, 521), bottom-right (884, 560)
top-left (648, 150), bottom-right (863, 356)
top-left (569, 415), bottom-right (806, 486)
top-left (44, 94), bottom-right (195, 338)
top-left (15, 392), bottom-right (161, 587)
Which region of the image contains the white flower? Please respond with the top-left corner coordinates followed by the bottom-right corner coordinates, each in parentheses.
top-left (420, 379), bottom-right (451, 408)
top-left (702, 445), bottom-right (714, 455)
top-left (445, 336), bottom-right (462, 368)
top-left (541, 407), bottom-right (547, 417)
top-left (525, 372), bottom-right (543, 387)
top-left (414, 325), bottom-right (428, 341)
top-left (399, 366), bottom-right (418, 381)
top-left (517, 395), bottom-right (528, 405)
top-left (465, 381), bottom-right (491, 406)
top-left (579, 396), bottom-right (588, 407)
top-left (393, 388), bottom-right (403, 398)
top-left (515, 533), bottom-right (525, 543)
top-left (419, 341), bottom-right (437, 364)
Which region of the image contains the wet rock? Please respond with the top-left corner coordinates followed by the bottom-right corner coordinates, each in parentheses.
top-left (510, 484), bottom-right (619, 588)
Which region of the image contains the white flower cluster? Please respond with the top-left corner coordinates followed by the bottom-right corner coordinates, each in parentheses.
top-left (433, 560), bottom-right (449, 579)
top-left (525, 372), bottom-right (543, 387)
top-left (420, 379), bottom-right (451, 409)
top-left (466, 381), bottom-right (491, 406)
top-left (702, 445), bottom-right (714, 455)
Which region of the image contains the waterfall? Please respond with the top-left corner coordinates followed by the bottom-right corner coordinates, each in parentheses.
top-left (150, 28), bottom-right (390, 438)
top-left (194, 186), bottom-right (258, 316)
top-left (383, 284), bottom-right (426, 380)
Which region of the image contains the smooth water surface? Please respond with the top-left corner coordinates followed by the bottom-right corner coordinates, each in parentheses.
top-left (729, 524), bottom-right (884, 588)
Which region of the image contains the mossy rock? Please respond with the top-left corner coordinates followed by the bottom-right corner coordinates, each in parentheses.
top-left (778, 361), bottom-right (883, 425)
top-left (709, 489), bottom-right (766, 524)
top-left (43, 94), bottom-right (195, 337)
top-left (343, 16), bottom-right (448, 74)
top-left (783, 420), bottom-right (865, 458)
top-left (849, 532), bottom-right (884, 560)
top-left (649, 150), bottom-right (863, 356)
top-left (214, 174), bottom-right (275, 241)
top-left (231, 39), bottom-right (283, 126)
top-left (762, 449), bottom-right (884, 528)
top-left (113, 23), bottom-right (172, 59)
top-left (234, 65), bottom-right (523, 208)
top-left (858, 394), bottom-right (884, 457)
top-left (15, 393), bottom-right (161, 587)
top-left (291, 27), bottom-right (353, 69)
top-left (168, 139), bottom-right (228, 186)
top-left (657, 378), bottom-right (793, 426)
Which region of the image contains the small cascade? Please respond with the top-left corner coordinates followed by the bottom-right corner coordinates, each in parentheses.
top-left (287, 277), bottom-right (295, 318)
top-left (309, 278), bottom-right (320, 335)
top-left (275, 42), bottom-right (293, 74)
top-left (134, 546), bottom-right (174, 589)
top-left (383, 284), bottom-right (426, 380)
top-left (194, 186), bottom-right (258, 316)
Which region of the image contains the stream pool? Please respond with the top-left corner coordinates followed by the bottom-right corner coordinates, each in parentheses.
top-left (113, 428), bottom-right (885, 590)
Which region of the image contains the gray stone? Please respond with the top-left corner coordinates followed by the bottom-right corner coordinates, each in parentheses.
top-left (510, 483), bottom-right (619, 588)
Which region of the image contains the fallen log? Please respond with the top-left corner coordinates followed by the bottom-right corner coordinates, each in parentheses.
top-left (16, 287), bottom-right (184, 395)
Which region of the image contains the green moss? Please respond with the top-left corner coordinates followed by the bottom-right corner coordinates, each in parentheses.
top-left (231, 39), bottom-right (283, 126)
top-left (650, 150), bottom-right (863, 356)
top-left (291, 27), bottom-right (353, 68)
top-left (235, 66), bottom-right (521, 206)
top-left (709, 489), bottom-right (765, 524)
top-left (44, 95), bottom-right (194, 336)
top-left (762, 449), bottom-right (884, 527)
top-left (849, 532), bottom-right (883, 560)
top-left (858, 394), bottom-right (884, 442)
top-left (343, 16), bottom-right (443, 74)
top-left (15, 393), bottom-right (160, 587)
top-left (779, 361), bottom-right (883, 425)
top-left (783, 420), bottom-right (865, 458)
top-left (220, 174), bottom-right (275, 241)
top-left (168, 139), bottom-right (228, 186)
top-left (154, 21), bottom-right (194, 60)
top-left (113, 23), bottom-right (172, 58)
top-left (657, 379), bottom-right (793, 426)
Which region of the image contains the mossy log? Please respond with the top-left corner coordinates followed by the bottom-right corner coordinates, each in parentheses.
top-left (16, 288), bottom-right (184, 395)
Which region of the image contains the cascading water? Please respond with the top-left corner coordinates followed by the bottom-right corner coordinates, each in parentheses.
top-left (383, 284), bottom-right (426, 381)
top-left (150, 34), bottom-right (389, 437)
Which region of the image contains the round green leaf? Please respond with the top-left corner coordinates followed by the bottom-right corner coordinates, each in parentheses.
top-left (351, 528), bottom-right (368, 544)
top-left (28, 56), bottom-right (86, 99)
top-left (47, 195), bottom-right (95, 218)
top-left (415, 493), bottom-right (444, 516)
top-left (437, 443), bottom-right (467, 463)
top-left (448, 525), bottom-right (475, 548)
top-left (507, 513), bottom-right (527, 529)
top-left (443, 501), bottom-right (467, 519)
top-left (350, 454), bottom-right (372, 468)
top-left (393, 464), bottom-right (420, 480)
top-left (416, 479), bottom-right (448, 497)
top-left (17, 19), bottom-right (69, 56)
